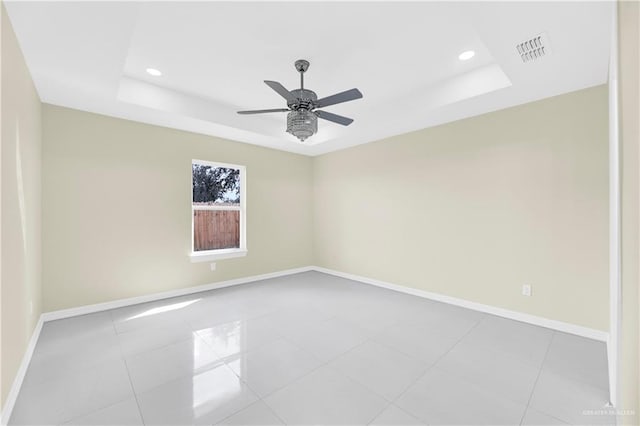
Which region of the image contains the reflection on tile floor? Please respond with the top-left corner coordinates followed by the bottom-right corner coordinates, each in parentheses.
top-left (9, 271), bottom-right (612, 425)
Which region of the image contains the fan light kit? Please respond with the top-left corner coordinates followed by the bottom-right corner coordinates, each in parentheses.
top-left (238, 59), bottom-right (363, 142)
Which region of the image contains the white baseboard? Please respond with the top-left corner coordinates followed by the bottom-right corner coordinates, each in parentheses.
top-left (1, 316), bottom-right (43, 426)
top-left (42, 266), bottom-right (314, 322)
top-left (311, 266), bottom-right (609, 342)
top-left (42, 264), bottom-right (609, 339)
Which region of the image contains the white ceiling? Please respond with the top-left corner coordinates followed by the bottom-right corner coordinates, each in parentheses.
top-left (5, 1), bottom-right (613, 156)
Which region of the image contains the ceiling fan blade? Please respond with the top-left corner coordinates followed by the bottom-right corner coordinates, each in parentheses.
top-left (237, 108), bottom-right (290, 115)
top-left (264, 80), bottom-right (297, 103)
top-left (315, 110), bottom-right (354, 126)
top-left (316, 88), bottom-right (363, 108)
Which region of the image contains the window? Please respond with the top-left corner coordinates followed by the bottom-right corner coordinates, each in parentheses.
top-left (190, 160), bottom-right (246, 262)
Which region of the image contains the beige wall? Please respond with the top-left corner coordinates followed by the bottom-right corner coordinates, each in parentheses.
top-left (0, 3), bottom-right (42, 407)
top-left (618, 0), bottom-right (639, 422)
top-left (313, 85), bottom-right (609, 331)
top-left (42, 88), bottom-right (611, 329)
top-left (42, 105), bottom-right (313, 312)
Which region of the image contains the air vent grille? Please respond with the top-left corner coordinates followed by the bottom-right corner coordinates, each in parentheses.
top-left (517, 33), bottom-right (550, 63)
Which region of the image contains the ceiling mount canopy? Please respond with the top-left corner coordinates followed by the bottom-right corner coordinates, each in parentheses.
top-left (238, 59), bottom-right (363, 142)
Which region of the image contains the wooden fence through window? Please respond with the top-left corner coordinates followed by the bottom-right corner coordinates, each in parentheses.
top-left (193, 210), bottom-right (240, 251)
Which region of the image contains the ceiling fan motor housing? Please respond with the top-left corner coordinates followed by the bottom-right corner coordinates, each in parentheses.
top-left (288, 89), bottom-right (317, 110)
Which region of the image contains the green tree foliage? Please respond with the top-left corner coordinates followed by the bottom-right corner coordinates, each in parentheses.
top-left (192, 164), bottom-right (240, 204)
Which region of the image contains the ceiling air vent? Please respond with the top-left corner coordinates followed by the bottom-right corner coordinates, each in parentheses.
top-left (517, 33), bottom-right (550, 63)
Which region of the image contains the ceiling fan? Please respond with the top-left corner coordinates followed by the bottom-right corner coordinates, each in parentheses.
top-left (237, 59), bottom-right (363, 142)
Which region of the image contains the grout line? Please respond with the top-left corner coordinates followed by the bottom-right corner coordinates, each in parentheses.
top-left (317, 316), bottom-right (445, 409)
top-left (392, 403), bottom-right (428, 425)
top-left (252, 332), bottom-right (365, 395)
top-left (119, 320), bottom-right (202, 360)
top-left (198, 313), bottom-right (340, 424)
top-left (518, 331), bottom-right (557, 426)
top-left (60, 394), bottom-right (139, 425)
top-left (209, 338), bottom-right (314, 425)
top-left (257, 335), bottom-right (389, 424)
top-left (57, 315), bottom-right (144, 425)
top-left (108, 310), bottom-right (119, 335)
top-left (367, 402), bottom-right (427, 426)
top-left (261, 399), bottom-right (289, 426)
top-left (115, 313), bottom-right (147, 426)
top-left (366, 401), bottom-right (394, 425)
top-left (123, 366), bottom-right (147, 426)
top-left (224, 317), bottom-right (391, 424)
top-left (389, 315), bottom-right (486, 405)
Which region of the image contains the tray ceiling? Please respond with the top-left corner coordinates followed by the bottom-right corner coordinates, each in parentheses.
top-left (5, 1), bottom-right (613, 156)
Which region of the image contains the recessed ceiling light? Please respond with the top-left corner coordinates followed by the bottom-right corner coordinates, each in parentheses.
top-left (146, 68), bottom-right (162, 76)
top-left (458, 50), bottom-right (475, 61)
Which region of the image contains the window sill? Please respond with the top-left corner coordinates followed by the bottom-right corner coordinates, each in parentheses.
top-left (189, 249), bottom-right (247, 263)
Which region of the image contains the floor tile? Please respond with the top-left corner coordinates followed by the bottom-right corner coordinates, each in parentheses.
top-left (329, 296), bottom-right (412, 336)
top-left (117, 321), bottom-right (195, 357)
top-left (543, 332), bottom-right (609, 390)
top-left (215, 401), bottom-right (284, 425)
top-left (125, 335), bottom-right (223, 394)
top-left (280, 317), bottom-right (369, 362)
top-left (529, 370), bottom-right (614, 425)
top-left (264, 366), bottom-right (387, 425)
top-left (520, 407), bottom-right (570, 425)
top-left (10, 358), bottom-right (134, 425)
top-left (457, 316), bottom-right (554, 368)
top-left (328, 340), bottom-right (428, 401)
top-left (9, 272), bottom-right (610, 426)
top-left (25, 312), bottom-right (120, 388)
top-left (109, 296), bottom-right (201, 322)
top-left (226, 338), bottom-right (323, 397)
top-left (111, 297), bottom-right (201, 334)
top-left (37, 312), bottom-right (115, 347)
top-left (372, 314), bottom-right (478, 365)
top-left (255, 306), bottom-right (335, 338)
top-left (23, 329), bottom-right (122, 387)
top-left (186, 303), bottom-right (254, 332)
top-left (368, 404), bottom-right (425, 425)
top-left (183, 288), bottom-right (283, 331)
top-left (223, 292), bottom-right (283, 320)
top-left (195, 318), bottom-right (281, 359)
top-left (403, 299), bottom-right (486, 326)
top-left (10, 378), bottom-right (68, 425)
top-left (136, 365), bottom-right (258, 425)
top-left (395, 368), bottom-right (527, 425)
top-left (435, 339), bottom-right (540, 404)
top-left (63, 397), bottom-right (143, 425)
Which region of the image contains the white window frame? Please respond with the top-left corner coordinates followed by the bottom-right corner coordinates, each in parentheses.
top-left (189, 159), bottom-right (247, 263)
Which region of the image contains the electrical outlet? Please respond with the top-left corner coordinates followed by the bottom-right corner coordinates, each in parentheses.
top-left (210, 262), bottom-right (216, 271)
top-left (522, 284), bottom-right (532, 297)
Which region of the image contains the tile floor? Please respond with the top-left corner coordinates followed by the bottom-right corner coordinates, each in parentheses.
top-left (9, 272), bottom-right (613, 425)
